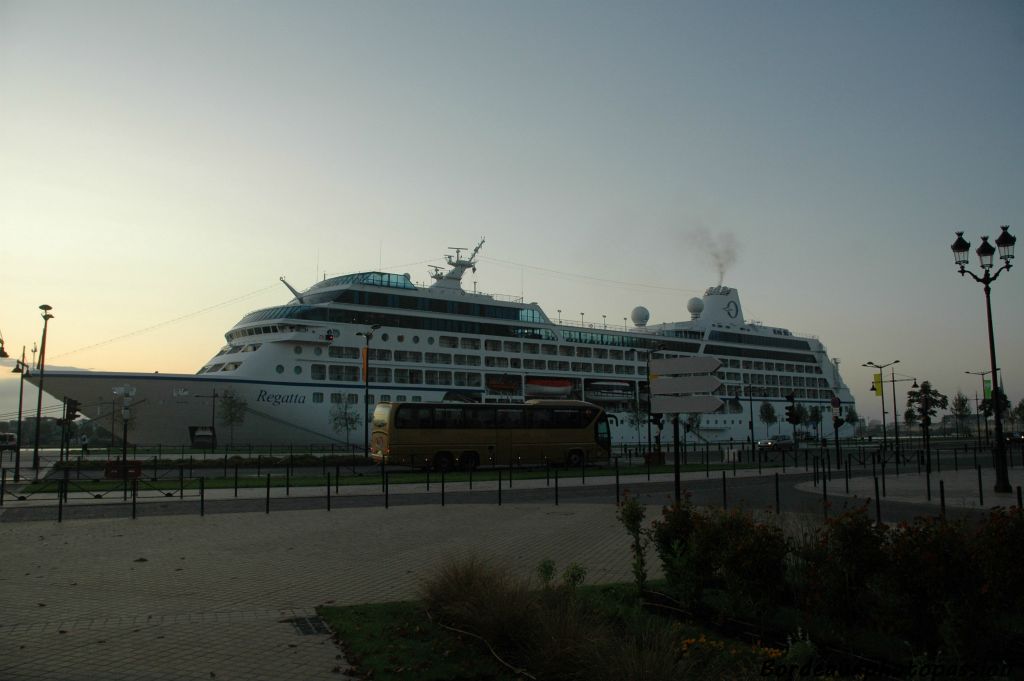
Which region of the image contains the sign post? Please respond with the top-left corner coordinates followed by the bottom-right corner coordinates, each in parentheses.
top-left (650, 357), bottom-right (724, 503)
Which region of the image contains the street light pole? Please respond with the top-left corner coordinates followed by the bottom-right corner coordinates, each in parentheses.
top-left (863, 360), bottom-right (898, 457)
top-left (356, 324), bottom-right (382, 457)
top-left (32, 305), bottom-right (54, 479)
top-left (966, 369), bottom-right (996, 446)
top-left (889, 371), bottom-right (917, 456)
top-left (951, 226), bottom-right (1016, 493)
top-left (12, 347), bottom-right (27, 481)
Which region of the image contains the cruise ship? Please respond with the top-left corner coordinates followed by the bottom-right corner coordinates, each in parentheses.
top-left (28, 240), bottom-right (856, 448)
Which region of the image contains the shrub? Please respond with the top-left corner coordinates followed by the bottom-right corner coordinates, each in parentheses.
top-left (707, 510), bottom-right (789, 626)
top-left (648, 496), bottom-right (705, 607)
top-left (874, 517), bottom-right (991, 662)
top-left (971, 507), bottom-right (1024, 614)
top-left (616, 492), bottom-right (649, 594)
top-left (418, 555), bottom-right (538, 661)
top-left (794, 506), bottom-right (888, 625)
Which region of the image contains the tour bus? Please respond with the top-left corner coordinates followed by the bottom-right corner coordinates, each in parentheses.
top-left (371, 400), bottom-right (611, 471)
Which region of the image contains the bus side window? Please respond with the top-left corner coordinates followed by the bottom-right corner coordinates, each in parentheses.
top-left (466, 407), bottom-right (495, 429)
top-left (414, 407), bottom-right (433, 428)
top-left (496, 408), bottom-right (524, 428)
top-left (553, 409), bottom-right (582, 428)
top-left (437, 407), bottom-right (465, 428)
top-left (530, 408), bottom-right (554, 428)
top-left (395, 407), bottom-right (414, 429)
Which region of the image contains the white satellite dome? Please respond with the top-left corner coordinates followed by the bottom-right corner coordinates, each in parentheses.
top-left (687, 297), bottom-right (704, 316)
top-left (630, 306), bottom-right (650, 327)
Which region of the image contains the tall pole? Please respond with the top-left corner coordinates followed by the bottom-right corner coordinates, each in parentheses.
top-left (967, 370), bottom-right (993, 446)
top-left (357, 324), bottom-right (380, 457)
top-left (974, 392), bottom-right (982, 448)
top-left (951, 228), bottom-right (1015, 494)
top-left (32, 305), bottom-right (54, 478)
top-left (747, 384), bottom-right (755, 463)
top-left (982, 281), bottom-right (1010, 492)
top-left (14, 347), bottom-right (26, 481)
top-left (890, 369), bottom-right (900, 455)
top-left (864, 360), bottom-right (898, 456)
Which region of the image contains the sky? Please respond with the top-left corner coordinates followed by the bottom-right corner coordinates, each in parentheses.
top-left (2, 0), bottom-right (1023, 426)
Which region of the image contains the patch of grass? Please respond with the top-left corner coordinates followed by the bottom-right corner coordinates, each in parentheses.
top-left (317, 601), bottom-right (523, 681)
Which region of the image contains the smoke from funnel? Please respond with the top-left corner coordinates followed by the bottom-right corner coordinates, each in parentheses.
top-left (690, 229), bottom-right (739, 286)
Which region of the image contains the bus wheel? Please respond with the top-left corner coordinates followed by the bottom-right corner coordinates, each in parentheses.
top-left (566, 450), bottom-right (584, 467)
top-left (433, 452), bottom-right (454, 472)
top-left (460, 452), bottom-right (479, 471)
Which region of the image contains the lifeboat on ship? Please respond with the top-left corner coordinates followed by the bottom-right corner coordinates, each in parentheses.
top-left (524, 377), bottom-right (573, 397)
top-left (585, 380), bottom-right (633, 402)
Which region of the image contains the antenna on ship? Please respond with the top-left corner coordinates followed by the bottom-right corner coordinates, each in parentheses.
top-left (430, 237), bottom-right (486, 290)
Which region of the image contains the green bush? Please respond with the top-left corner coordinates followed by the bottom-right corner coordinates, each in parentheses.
top-left (874, 517), bottom-right (992, 662)
top-left (706, 510), bottom-right (789, 626)
top-left (648, 497), bottom-right (706, 607)
top-left (794, 506), bottom-right (888, 625)
top-left (972, 507), bottom-right (1024, 614)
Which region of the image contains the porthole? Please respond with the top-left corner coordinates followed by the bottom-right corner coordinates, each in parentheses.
top-left (428, 337), bottom-right (435, 345)
top-left (276, 365), bottom-right (284, 374)
top-left (381, 333), bottom-right (389, 342)
top-left (294, 346), bottom-right (303, 355)
top-left (294, 366), bottom-right (303, 375)
top-left (397, 335), bottom-right (405, 343)
top-left (412, 336), bottom-right (420, 344)
top-left (314, 347), bottom-right (323, 356)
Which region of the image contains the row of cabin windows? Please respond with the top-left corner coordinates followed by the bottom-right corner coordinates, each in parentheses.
top-left (310, 392), bottom-right (424, 405)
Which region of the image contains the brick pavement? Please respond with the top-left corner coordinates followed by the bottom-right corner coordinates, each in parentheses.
top-left (0, 503), bottom-right (637, 681)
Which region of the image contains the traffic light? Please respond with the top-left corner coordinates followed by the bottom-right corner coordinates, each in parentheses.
top-left (785, 405), bottom-right (798, 425)
top-left (66, 399), bottom-right (81, 421)
top-left (784, 393), bottom-right (799, 425)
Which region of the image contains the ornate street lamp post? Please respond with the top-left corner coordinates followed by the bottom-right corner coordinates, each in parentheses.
top-left (32, 305), bottom-right (54, 479)
top-left (965, 369), bottom-right (998, 446)
top-left (951, 226), bottom-right (1016, 493)
top-left (356, 324), bottom-right (382, 457)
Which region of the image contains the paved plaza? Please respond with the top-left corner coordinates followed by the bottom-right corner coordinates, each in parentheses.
top-left (1, 458), bottom-right (1019, 681)
top-left (0, 501), bottom-right (637, 681)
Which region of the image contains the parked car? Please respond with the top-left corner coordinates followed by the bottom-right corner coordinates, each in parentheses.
top-left (0, 432), bottom-right (16, 451)
top-left (757, 435), bottom-right (795, 451)
top-left (1006, 432), bottom-right (1024, 446)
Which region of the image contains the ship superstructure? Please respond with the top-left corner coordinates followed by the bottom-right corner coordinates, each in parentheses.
top-left (30, 240), bottom-right (855, 447)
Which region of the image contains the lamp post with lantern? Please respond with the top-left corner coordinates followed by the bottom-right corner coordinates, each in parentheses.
top-left (863, 359), bottom-right (899, 456)
top-left (356, 324), bottom-right (382, 457)
top-left (951, 226), bottom-right (1015, 493)
top-left (32, 305), bottom-right (54, 478)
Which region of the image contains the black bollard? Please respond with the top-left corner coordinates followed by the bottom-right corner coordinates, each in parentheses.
top-left (774, 472), bottom-right (780, 514)
top-left (200, 477), bottom-right (205, 517)
top-left (722, 470), bottom-right (727, 509)
top-left (940, 480), bottom-right (946, 520)
top-left (977, 465), bottom-right (984, 507)
top-left (265, 474), bottom-right (271, 514)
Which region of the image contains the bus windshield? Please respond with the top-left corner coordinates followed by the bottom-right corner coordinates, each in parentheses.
top-left (372, 400), bottom-right (611, 471)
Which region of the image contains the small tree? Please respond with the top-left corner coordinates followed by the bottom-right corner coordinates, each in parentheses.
top-left (1013, 399), bottom-right (1024, 431)
top-left (907, 381), bottom-right (949, 474)
top-left (844, 405), bottom-right (860, 434)
top-left (808, 405), bottom-right (823, 438)
top-left (950, 391), bottom-right (972, 437)
top-left (904, 408), bottom-right (919, 434)
top-left (759, 401), bottom-right (777, 438)
top-left (791, 403), bottom-right (808, 434)
top-left (330, 402), bottom-right (361, 450)
top-left (219, 390), bottom-right (248, 448)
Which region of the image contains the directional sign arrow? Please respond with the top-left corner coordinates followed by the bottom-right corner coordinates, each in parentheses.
top-left (651, 395), bottom-right (725, 414)
top-left (650, 375), bottom-right (723, 395)
top-left (649, 357), bottom-right (722, 377)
